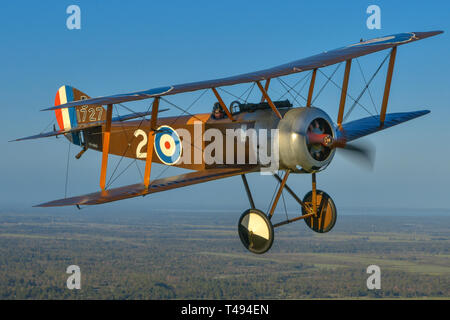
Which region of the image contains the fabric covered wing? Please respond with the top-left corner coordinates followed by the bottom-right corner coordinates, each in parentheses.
top-left (42, 31), bottom-right (442, 111)
top-left (338, 110), bottom-right (430, 142)
top-left (35, 167), bottom-right (257, 207)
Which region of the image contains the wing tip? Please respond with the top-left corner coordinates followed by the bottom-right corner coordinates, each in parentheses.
top-left (415, 109), bottom-right (431, 117)
top-left (33, 200), bottom-right (84, 208)
top-left (414, 30), bottom-right (444, 40)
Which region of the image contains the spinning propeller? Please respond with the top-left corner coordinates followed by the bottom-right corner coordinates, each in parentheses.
top-left (307, 119), bottom-right (375, 170)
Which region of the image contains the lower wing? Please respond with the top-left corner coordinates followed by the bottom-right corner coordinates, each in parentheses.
top-left (35, 167), bottom-right (257, 207)
top-left (338, 110), bottom-right (430, 142)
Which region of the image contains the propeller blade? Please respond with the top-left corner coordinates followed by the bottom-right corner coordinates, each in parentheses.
top-left (307, 131), bottom-right (375, 170)
top-left (337, 140), bottom-right (376, 170)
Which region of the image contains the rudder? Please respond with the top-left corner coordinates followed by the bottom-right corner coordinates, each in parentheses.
top-left (54, 85), bottom-right (105, 146)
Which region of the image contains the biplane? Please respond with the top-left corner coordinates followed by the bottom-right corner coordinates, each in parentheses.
top-left (13, 31), bottom-right (443, 254)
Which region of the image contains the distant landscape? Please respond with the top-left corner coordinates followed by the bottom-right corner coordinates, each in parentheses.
top-left (0, 208), bottom-right (448, 299)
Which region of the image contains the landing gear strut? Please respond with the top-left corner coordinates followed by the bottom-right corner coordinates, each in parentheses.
top-left (237, 171), bottom-right (337, 254)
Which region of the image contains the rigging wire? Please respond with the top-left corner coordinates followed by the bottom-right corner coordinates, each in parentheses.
top-left (40, 118), bottom-right (55, 134)
top-left (317, 68), bottom-right (374, 117)
top-left (105, 106), bottom-right (143, 189)
top-left (106, 159), bottom-right (139, 188)
top-left (109, 162), bottom-right (171, 192)
top-left (280, 77), bottom-right (308, 103)
top-left (343, 52), bottom-right (390, 122)
top-left (115, 105), bottom-right (144, 180)
top-left (104, 100), bottom-right (154, 189)
top-left (117, 103), bottom-right (144, 118)
top-left (218, 82), bottom-right (265, 103)
top-left (64, 141), bottom-right (71, 198)
top-left (240, 83), bottom-right (256, 102)
top-left (312, 63), bottom-right (342, 104)
top-left (277, 71), bottom-right (312, 101)
top-left (277, 78), bottom-right (306, 106)
top-left (281, 185), bottom-right (289, 221)
top-left (165, 89), bottom-right (208, 128)
top-left (355, 58), bottom-right (378, 115)
top-left (159, 97), bottom-right (207, 154)
top-left (160, 97), bottom-right (205, 123)
top-left (243, 82), bottom-right (256, 103)
top-left (266, 181), bottom-right (279, 214)
top-left (293, 71), bottom-right (314, 104)
top-left (266, 170), bottom-right (282, 214)
top-left (218, 87), bottom-right (246, 102)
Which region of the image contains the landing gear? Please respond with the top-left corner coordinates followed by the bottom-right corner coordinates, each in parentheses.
top-left (238, 209), bottom-right (274, 254)
top-left (302, 190), bottom-right (337, 233)
top-left (237, 172), bottom-right (337, 254)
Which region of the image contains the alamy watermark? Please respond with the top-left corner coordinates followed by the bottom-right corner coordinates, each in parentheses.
top-left (66, 5), bottom-right (81, 30)
top-left (134, 122), bottom-right (281, 173)
top-left (366, 5), bottom-right (381, 30)
top-left (66, 265), bottom-right (81, 290)
top-left (366, 265), bottom-right (381, 290)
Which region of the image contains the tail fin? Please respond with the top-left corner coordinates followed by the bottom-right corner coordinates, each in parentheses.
top-left (54, 85), bottom-right (105, 145)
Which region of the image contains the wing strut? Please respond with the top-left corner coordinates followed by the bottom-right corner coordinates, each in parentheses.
top-left (337, 59), bottom-right (352, 128)
top-left (241, 174), bottom-right (255, 209)
top-left (100, 104), bottom-right (113, 191)
top-left (306, 69), bottom-right (317, 107)
top-left (256, 81), bottom-right (282, 119)
top-left (260, 79), bottom-right (271, 103)
top-left (143, 97), bottom-right (160, 188)
top-left (380, 46), bottom-right (397, 126)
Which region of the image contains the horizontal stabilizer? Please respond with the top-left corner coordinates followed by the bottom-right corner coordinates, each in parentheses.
top-left (11, 109), bottom-right (168, 142)
top-left (11, 121), bottom-right (104, 142)
top-left (35, 167), bottom-right (257, 207)
top-left (338, 110), bottom-right (430, 142)
top-left (42, 31), bottom-right (442, 111)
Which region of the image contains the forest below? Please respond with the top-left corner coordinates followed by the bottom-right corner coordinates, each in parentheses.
top-left (0, 209), bottom-right (448, 299)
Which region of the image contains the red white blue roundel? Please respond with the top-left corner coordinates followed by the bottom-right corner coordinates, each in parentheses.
top-left (154, 125), bottom-right (182, 165)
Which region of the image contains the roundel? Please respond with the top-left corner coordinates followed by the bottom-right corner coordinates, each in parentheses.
top-left (154, 125), bottom-right (182, 165)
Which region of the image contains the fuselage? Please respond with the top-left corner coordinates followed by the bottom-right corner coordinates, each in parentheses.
top-left (82, 105), bottom-right (336, 173)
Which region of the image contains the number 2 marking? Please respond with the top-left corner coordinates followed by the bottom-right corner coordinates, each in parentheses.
top-left (88, 108), bottom-right (96, 121)
top-left (134, 129), bottom-right (147, 159)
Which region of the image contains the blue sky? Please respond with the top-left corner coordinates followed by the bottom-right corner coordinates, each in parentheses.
top-left (0, 0), bottom-right (449, 216)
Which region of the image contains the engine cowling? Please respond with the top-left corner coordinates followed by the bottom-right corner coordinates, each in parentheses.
top-left (277, 107), bottom-right (336, 172)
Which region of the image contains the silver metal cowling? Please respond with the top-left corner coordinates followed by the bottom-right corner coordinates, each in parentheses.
top-left (277, 107), bottom-right (336, 172)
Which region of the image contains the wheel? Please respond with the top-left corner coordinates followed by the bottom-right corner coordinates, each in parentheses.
top-left (238, 208), bottom-right (274, 254)
top-left (301, 190), bottom-right (337, 233)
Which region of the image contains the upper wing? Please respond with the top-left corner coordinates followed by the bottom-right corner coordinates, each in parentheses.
top-left (42, 31), bottom-right (442, 111)
top-left (338, 110), bottom-right (430, 142)
top-left (35, 167), bottom-right (257, 207)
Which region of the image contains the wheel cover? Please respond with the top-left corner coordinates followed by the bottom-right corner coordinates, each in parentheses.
top-left (301, 190), bottom-right (337, 233)
top-left (238, 209), bottom-right (274, 254)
